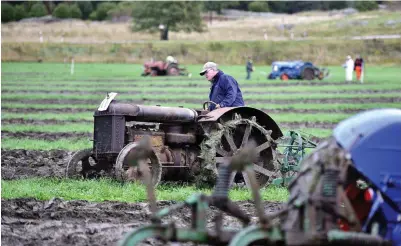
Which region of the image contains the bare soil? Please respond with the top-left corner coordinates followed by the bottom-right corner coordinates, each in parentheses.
top-left (1, 149), bottom-right (73, 180)
top-left (1, 197), bottom-right (283, 246)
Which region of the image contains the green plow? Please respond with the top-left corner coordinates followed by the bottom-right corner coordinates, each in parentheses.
top-left (272, 130), bottom-right (317, 186)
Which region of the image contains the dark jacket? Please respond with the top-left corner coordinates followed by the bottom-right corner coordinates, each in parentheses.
top-left (209, 70), bottom-right (245, 110)
top-left (246, 60), bottom-right (253, 72)
top-left (354, 58), bottom-right (364, 70)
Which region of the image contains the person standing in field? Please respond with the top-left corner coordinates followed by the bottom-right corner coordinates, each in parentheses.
top-left (343, 55), bottom-right (354, 82)
top-left (354, 55), bottom-right (364, 83)
top-left (246, 56), bottom-right (254, 80)
top-left (200, 62), bottom-right (245, 111)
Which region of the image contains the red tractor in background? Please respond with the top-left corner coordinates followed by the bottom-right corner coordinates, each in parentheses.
top-left (142, 56), bottom-right (189, 77)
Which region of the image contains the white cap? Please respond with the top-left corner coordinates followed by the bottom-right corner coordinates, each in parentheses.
top-left (200, 62), bottom-right (218, 75)
top-left (347, 55), bottom-right (351, 59)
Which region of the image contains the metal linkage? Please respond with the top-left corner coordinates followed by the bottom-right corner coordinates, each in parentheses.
top-left (272, 130), bottom-right (317, 186)
top-left (119, 145), bottom-right (260, 246)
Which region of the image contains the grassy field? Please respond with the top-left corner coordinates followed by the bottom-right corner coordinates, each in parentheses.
top-left (2, 9), bottom-right (401, 65)
top-left (1, 62), bottom-right (400, 203)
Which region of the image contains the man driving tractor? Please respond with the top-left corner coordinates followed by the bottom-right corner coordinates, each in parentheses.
top-left (199, 62), bottom-right (245, 111)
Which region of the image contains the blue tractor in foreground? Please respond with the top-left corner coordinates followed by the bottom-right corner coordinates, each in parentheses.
top-left (268, 60), bottom-right (329, 81)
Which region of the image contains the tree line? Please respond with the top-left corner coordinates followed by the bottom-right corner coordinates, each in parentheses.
top-left (2, 1), bottom-right (379, 23)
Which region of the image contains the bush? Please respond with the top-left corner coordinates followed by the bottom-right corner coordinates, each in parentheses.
top-left (2, 3), bottom-right (16, 22)
top-left (77, 1), bottom-right (93, 19)
top-left (29, 2), bottom-right (48, 17)
top-left (15, 4), bottom-right (28, 21)
top-left (53, 3), bottom-right (70, 19)
top-left (70, 4), bottom-right (83, 19)
top-left (95, 2), bottom-right (117, 20)
top-left (355, 1), bottom-right (378, 12)
top-left (107, 2), bottom-right (135, 20)
top-left (89, 11), bottom-right (98, 21)
top-left (248, 1), bottom-right (270, 12)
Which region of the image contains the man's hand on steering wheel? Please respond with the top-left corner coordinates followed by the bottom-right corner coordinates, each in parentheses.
top-left (203, 101), bottom-right (220, 110)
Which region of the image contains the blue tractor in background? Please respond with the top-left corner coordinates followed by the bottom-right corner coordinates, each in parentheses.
top-left (267, 60), bottom-right (329, 81)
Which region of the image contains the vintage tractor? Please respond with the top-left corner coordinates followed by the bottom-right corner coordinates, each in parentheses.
top-left (267, 61), bottom-right (329, 81)
top-left (142, 58), bottom-right (188, 77)
top-left (66, 93), bottom-right (316, 189)
top-left (119, 108), bottom-right (401, 246)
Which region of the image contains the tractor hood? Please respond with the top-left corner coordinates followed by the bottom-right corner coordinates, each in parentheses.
top-left (271, 61), bottom-right (305, 67)
top-left (333, 108), bottom-right (401, 210)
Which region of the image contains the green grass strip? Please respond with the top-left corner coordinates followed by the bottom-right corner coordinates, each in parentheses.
top-left (2, 63), bottom-right (401, 85)
top-left (1, 137), bottom-right (92, 150)
top-left (1, 112), bottom-right (93, 121)
top-left (1, 123), bottom-right (93, 133)
top-left (1, 178), bottom-right (289, 202)
top-left (3, 83), bottom-right (401, 93)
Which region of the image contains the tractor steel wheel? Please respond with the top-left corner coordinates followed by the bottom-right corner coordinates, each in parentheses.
top-left (115, 142), bottom-right (162, 187)
top-left (280, 74), bottom-right (289, 81)
top-left (302, 67), bottom-right (315, 80)
top-left (150, 70), bottom-right (158, 76)
top-left (66, 148), bottom-right (102, 179)
top-left (166, 64), bottom-right (180, 76)
top-left (200, 116), bottom-right (279, 189)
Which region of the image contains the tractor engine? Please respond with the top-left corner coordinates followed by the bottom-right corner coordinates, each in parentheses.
top-left (93, 102), bottom-right (203, 182)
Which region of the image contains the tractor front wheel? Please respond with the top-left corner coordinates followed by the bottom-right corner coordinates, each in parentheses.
top-left (280, 73), bottom-right (289, 81)
top-left (114, 142), bottom-right (162, 187)
top-left (66, 149), bottom-right (103, 179)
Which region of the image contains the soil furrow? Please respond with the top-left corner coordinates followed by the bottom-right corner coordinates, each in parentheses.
top-left (2, 107), bottom-right (368, 114)
top-left (1, 118), bottom-right (92, 125)
top-left (2, 89), bottom-right (399, 95)
top-left (1, 118), bottom-right (336, 129)
top-left (1, 197), bottom-right (282, 246)
top-left (3, 97), bottom-right (400, 105)
top-left (1, 131), bottom-right (92, 141)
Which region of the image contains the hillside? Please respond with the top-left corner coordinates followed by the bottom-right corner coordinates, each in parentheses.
top-left (2, 10), bottom-right (400, 43)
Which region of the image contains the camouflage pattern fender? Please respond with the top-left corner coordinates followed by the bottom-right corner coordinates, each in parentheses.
top-left (198, 107), bottom-right (283, 140)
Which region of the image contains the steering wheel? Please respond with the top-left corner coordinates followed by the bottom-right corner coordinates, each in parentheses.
top-left (202, 101), bottom-right (218, 110)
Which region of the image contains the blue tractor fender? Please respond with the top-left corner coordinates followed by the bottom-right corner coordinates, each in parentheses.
top-left (333, 108), bottom-right (401, 244)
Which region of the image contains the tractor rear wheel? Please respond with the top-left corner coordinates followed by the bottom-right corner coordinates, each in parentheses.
top-left (166, 64), bottom-right (180, 76)
top-left (115, 142), bottom-right (162, 187)
top-left (200, 115), bottom-right (279, 189)
top-left (302, 67), bottom-right (315, 80)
